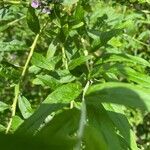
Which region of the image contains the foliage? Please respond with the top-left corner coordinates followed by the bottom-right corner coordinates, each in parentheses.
top-left (0, 0), bottom-right (150, 149)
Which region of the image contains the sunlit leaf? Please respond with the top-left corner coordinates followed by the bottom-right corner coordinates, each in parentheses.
top-left (18, 96), bottom-right (33, 119)
top-left (16, 83), bottom-right (82, 135)
top-left (86, 82), bottom-right (150, 111)
top-left (0, 101), bottom-right (10, 112)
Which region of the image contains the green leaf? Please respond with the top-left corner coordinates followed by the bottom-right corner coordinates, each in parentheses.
top-left (55, 69), bottom-right (76, 83)
top-left (16, 83), bottom-right (82, 135)
top-left (18, 96), bottom-right (33, 119)
top-left (27, 6), bottom-right (40, 33)
top-left (31, 53), bottom-right (60, 71)
top-left (46, 40), bottom-right (57, 59)
top-left (28, 65), bottom-right (41, 74)
top-left (108, 37), bottom-right (122, 47)
top-left (11, 116), bottom-right (24, 132)
top-left (74, 4), bottom-right (85, 21)
top-left (71, 22), bottom-right (84, 29)
top-left (84, 125), bottom-right (108, 150)
top-left (86, 82), bottom-right (150, 111)
top-left (88, 29), bottom-right (122, 49)
top-left (100, 29), bottom-right (122, 46)
top-left (44, 82), bottom-right (82, 104)
top-left (37, 108), bottom-right (80, 149)
top-left (108, 65), bottom-right (150, 88)
top-left (103, 104), bottom-right (138, 150)
top-left (86, 104), bottom-right (123, 150)
top-left (37, 74), bottom-right (60, 90)
top-left (32, 77), bottom-right (44, 86)
top-left (0, 101), bottom-right (10, 112)
top-left (99, 53), bottom-right (150, 67)
top-left (69, 55), bottom-right (92, 70)
top-left (59, 74), bottom-right (76, 83)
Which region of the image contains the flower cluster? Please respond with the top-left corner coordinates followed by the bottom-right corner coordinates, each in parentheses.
top-left (31, 0), bottom-right (59, 14)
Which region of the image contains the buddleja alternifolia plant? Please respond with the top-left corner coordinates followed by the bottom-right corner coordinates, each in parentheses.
top-left (0, 0), bottom-right (150, 150)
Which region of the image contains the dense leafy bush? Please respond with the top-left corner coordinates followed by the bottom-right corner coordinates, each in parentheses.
top-left (0, 0), bottom-right (150, 149)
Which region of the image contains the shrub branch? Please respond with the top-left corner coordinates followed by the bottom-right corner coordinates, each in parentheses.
top-left (5, 22), bottom-right (48, 134)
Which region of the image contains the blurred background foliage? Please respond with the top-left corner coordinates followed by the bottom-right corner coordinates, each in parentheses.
top-left (0, 0), bottom-right (150, 149)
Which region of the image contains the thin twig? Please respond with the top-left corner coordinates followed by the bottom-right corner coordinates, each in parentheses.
top-left (5, 33), bottom-right (40, 133)
top-left (5, 22), bottom-right (48, 134)
top-left (21, 33), bottom-right (40, 77)
top-left (22, 21), bottom-right (48, 78)
top-left (5, 84), bottom-right (20, 134)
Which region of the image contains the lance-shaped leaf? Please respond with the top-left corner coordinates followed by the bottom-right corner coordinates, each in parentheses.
top-left (31, 53), bottom-right (60, 71)
top-left (86, 82), bottom-right (150, 111)
top-left (98, 53), bottom-right (150, 67)
top-left (36, 74), bottom-right (60, 90)
top-left (16, 83), bottom-right (82, 135)
top-left (37, 108), bottom-right (80, 149)
top-left (103, 104), bottom-right (138, 150)
top-left (0, 101), bottom-right (10, 112)
top-left (85, 104), bottom-right (123, 150)
top-left (27, 6), bottom-right (40, 33)
top-left (107, 65), bottom-right (150, 88)
top-left (69, 55), bottom-right (92, 70)
top-left (18, 96), bottom-right (33, 119)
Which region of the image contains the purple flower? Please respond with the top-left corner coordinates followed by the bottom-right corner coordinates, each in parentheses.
top-left (31, 0), bottom-right (41, 8)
